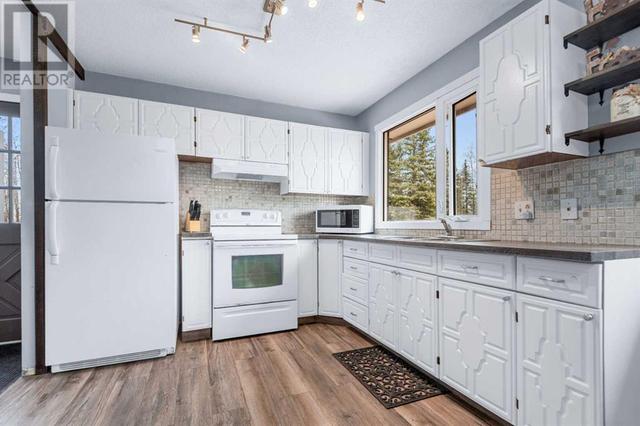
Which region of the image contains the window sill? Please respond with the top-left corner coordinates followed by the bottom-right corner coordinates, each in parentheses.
top-left (375, 219), bottom-right (491, 232)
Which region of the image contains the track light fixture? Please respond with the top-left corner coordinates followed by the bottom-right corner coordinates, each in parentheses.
top-left (191, 25), bottom-right (201, 43)
top-left (239, 36), bottom-right (250, 53)
top-left (356, 1), bottom-right (365, 21)
top-left (308, 0), bottom-right (318, 8)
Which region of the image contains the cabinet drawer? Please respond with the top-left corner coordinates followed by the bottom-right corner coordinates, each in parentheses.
top-left (342, 274), bottom-right (368, 305)
top-left (368, 243), bottom-right (397, 264)
top-left (437, 250), bottom-right (515, 289)
top-left (397, 246), bottom-right (437, 274)
top-left (517, 257), bottom-right (602, 308)
top-left (342, 297), bottom-right (368, 332)
top-left (343, 257), bottom-right (369, 280)
top-left (344, 240), bottom-right (368, 260)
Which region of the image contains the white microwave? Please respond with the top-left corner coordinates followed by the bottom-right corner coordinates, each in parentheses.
top-left (315, 205), bottom-right (374, 234)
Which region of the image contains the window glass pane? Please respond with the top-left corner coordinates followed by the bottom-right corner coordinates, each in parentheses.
top-left (0, 116), bottom-right (7, 150)
top-left (386, 109), bottom-right (437, 221)
top-left (12, 153), bottom-right (20, 187)
top-left (232, 254), bottom-right (283, 289)
top-left (453, 94), bottom-right (478, 216)
top-left (11, 190), bottom-right (20, 223)
top-left (0, 190), bottom-right (9, 223)
top-left (12, 117), bottom-right (20, 151)
top-left (0, 153), bottom-right (8, 186)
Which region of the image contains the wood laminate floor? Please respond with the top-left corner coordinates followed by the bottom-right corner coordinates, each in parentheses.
top-left (0, 324), bottom-right (500, 426)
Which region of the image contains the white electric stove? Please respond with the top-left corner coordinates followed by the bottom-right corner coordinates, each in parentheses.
top-left (210, 209), bottom-right (298, 341)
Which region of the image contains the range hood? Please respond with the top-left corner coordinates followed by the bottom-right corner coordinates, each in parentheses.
top-left (211, 158), bottom-right (288, 184)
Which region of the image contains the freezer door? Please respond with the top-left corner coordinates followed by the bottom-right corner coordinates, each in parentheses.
top-left (45, 201), bottom-right (177, 367)
top-left (45, 126), bottom-right (177, 202)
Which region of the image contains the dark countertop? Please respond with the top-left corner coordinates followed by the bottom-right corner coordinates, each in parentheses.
top-left (316, 234), bottom-right (640, 262)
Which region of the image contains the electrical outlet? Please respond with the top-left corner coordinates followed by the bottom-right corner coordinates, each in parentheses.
top-left (561, 198), bottom-right (578, 220)
top-left (514, 200), bottom-right (534, 220)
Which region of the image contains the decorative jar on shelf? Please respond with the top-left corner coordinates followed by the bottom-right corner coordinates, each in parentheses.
top-left (611, 84), bottom-right (640, 122)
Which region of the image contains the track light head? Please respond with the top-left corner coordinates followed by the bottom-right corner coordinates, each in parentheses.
top-left (308, 0), bottom-right (318, 8)
top-left (191, 25), bottom-right (201, 43)
top-left (356, 1), bottom-right (365, 21)
top-left (239, 36), bottom-right (250, 53)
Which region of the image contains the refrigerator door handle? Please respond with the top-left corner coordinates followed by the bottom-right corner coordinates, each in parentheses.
top-left (49, 137), bottom-right (60, 199)
top-left (47, 201), bottom-right (60, 265)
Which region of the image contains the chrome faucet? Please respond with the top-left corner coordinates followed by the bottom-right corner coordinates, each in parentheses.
top-left (440, 218), bottom-right (453, 236)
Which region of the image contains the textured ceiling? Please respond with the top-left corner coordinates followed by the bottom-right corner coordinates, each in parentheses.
top-left (71, 0), bottom-right (524, 115)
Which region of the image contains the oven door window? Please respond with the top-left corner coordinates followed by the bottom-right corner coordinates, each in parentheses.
top-left (232, 254), bottom-right (283, 289)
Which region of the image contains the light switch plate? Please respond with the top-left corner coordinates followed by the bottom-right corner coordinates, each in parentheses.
top-left (514, 200), bottom-right (534, 220)
top-left (561, 198), bottom-right (578, 220)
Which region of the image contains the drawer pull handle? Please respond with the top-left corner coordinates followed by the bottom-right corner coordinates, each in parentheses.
top-left (583, 313), bottom-right (594, 321)
top-left (349, 287), bottom-right (357, 291)
top-left (502, 296), bottom-right (511, 302)
top-left (539, 276), bottom-right (566, 284)
top-left (461, 265), bottom-right (479, 271)
top-left (349, 248), bottom-right (358, 252)
top-left (350, 266), bottom-right (358, 270)
top-left (350, 312), bottom-right (357, 317)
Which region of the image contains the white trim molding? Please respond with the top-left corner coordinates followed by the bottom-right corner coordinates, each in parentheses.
top-left (0, 92), bottom-right (20, 103)
top-left (374, 68), bottom-right (491, 231)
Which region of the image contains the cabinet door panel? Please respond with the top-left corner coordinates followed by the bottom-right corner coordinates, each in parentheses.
top-left (517, 294), bottom-right (601, 426)
top-left (196, 109), bottom-right (244, 159)
top-left (398, 271), bottom-right (437, 375)
top-left (439, 278), bottom-right (515, 422)
top-left (140, 101), bottom-right (194, 156)
top-left (298, 240), bottom-right (318, 317)
top-left (479, 2), bottom-right (547, 164)
top-left (369, 265), bottom-right (396, 349)
top-left (245, 117), bottom-right (288, 164)
top-left (318, 240), bottom-right (342, 317)
top-left (289, 123), bottom-right (327, 193)
top-left (74, 91), bottom-right (138, 136)
top-left (328, 129), bottom-right (363, 195)
top-left (181, 239), bottom-right (212, 332)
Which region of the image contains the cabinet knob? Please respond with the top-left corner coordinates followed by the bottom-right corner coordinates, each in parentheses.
top-left (583, 313), bottom-right (594, 321)
top-left (502, 296), bottom-right (511, 302)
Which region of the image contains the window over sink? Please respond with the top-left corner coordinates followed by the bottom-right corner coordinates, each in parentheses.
top-left (375, 70), bottom-right (490, 231)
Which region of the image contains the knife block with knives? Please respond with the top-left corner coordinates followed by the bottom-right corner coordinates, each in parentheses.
top-left (185, 200), bottom-right (202, 233)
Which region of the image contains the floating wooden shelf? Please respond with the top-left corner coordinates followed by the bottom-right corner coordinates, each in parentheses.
top-left (565, 116), bottom-right (640, 154)
top-left (564, 0), bottom-right (640, 50)
top-left (564, 57), bottom-right (640, 104)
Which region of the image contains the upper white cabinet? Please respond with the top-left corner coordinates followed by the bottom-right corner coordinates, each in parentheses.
top-left (517, 294), bottom-right (601, 426)
top-left (298, 239), bottom-right (318, 318)
top-left (288, 122), bottom-right (327, 194)
top-left (328, 129), bottom-right (365, 195)
top-left (478, 0), bottom-right (588, 168)
top-left (73, 91), bottom-right (138, 136)
top-left (439, 278), bottom-right (515, 423)
top-left (140, 100), bottom-right (195, 157)
top-left (195, 109), bottom-right (244, 160)
top-left (245, 117), bottom-right (288, 164)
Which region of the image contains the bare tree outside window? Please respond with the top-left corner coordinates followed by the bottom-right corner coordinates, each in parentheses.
top-left (0, 102), bottom-right (21, 223)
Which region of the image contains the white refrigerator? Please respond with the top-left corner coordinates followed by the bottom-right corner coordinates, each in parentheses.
top-left (44, 126), bottom-right (178, 372)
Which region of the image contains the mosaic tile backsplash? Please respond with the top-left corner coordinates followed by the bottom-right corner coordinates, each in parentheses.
top-left (180, 149), bottom-right (640, 245)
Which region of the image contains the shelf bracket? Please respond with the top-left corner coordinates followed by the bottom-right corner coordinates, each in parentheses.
top-left (564, 87), bottom-right (569, 97)
top-left (599, 136), bottom-right (605, 155)
top-left (565, 137), bottom-right (571, 146)
top-left (599, 90), bottom-right (605, 106)
top-left (563, 39), bottom-right (568, 49)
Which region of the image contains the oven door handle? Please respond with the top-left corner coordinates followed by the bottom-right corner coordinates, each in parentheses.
top-left (213, 241), bottom-right (298, 249)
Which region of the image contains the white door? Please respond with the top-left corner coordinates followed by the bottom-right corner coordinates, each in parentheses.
top-left (196, 109), bottom-right (244, 159)
top-left (479, 1), bottom-right (547, 164)
top-left (318, 239), bottom-right (342, 317)
top-left (328, 129), bottom-right (363, 195)
top-left (517, 294), bottom-right (602, 426)
top-left (298, 239), bottom-right (318, 317)
top-left (369, 264), bottom-right (397, 349)
top-left (73, 90), bottom-right (138, 136)
top-left (139, 100), bottom-right (195, 156)
top-left (439, 278), bottom-right (515, 422)
top-left (245, 117), bottom-right (288, 164)
top-left (398, 270), bottom-right (438, 375)
top-left (289, 123), bottom-right (327, 194)
top-left (45, 201), bottom-right (177, 367)
top-left (45, 126), bottom-right (176, 203)
top-left (181, 239), bottom-right (212, 332)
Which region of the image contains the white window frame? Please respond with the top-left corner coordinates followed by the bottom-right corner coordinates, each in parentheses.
top-left (374, 68), bottom-right (490, 231)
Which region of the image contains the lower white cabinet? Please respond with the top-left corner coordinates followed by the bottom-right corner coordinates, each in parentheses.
top-left (517, 294), bottom-right (601, 426)
top-left (318, 240), bottom-right (342, 317)
top-left (368, 264), bottom-right (397, 349)
top-left (297, 240), bottom-right (318, 317)
top-left (397, 270), bottom-right (438, 376)
top-left (180, 238), bottom-right (212, 332)
top-left (439, 278), bottom-right (515, 423)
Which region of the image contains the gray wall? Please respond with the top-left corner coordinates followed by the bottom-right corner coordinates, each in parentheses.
top-left (76, 71), bottom-right (363, 131)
